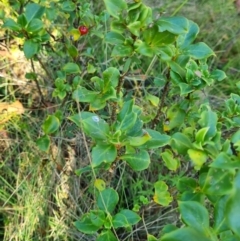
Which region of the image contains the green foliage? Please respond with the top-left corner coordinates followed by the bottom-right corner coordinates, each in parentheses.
top-left (1, 0), bottom-right (240, 240)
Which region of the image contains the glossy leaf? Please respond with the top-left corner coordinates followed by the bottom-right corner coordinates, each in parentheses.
top-left (25, 3), bottom-right (45, 22)
top-left (26, 19), bottom-right (43, 33)
top-left (157, 16), bottom-right (189, 35)
top-left (171, 132), bottom-right (193, 154)
top-left (183, 42), bottom-right (214, 59)
top-left (113, 209), bottom-right (141, 228)
top-left (128, 131), bottom-right (152, 147)
top-left (226, 172), bottom-right (240, 238)
top-left (97, 230), bottom-right (117, 241)
top-left (111, 44), bottom-right (133, 57)
top-left (3, 18), bottom-right (21, 31)
top-left (82, 116), bottom-right (110, 140)
top-left (161, 227), bottom-right (212, 241)
top-left (92, 144), bottom-right (117, 167)
top-left (210, 69), bottom-right (227, 81)
top-left (103, 67), bottom-right (120, 89)
top-left (103, 0), bottom-right (127, 19)
top-left (97, 188), bottom-right (119, 213)
top-left (179, 201), bottom-right (209, 232)
top-left (210, 152), bottom-right (240, 169)
top-left (139, 129), bottom-right (170, 149)
top-left (127, 21), bottom-right (141, 36)
top-left (177, 177), bottom-right (198, 193)
top-left (23, 40), bottom-right (39, 59)
top-left (72, 86), bottom-right (99, 102)
top-left (153, 181), bottom-right (172, 206)
top-left (105, 31), bottom-right (125, 45)
top-left (62, 63), bottom-right (80, 74)
top-left (177, 20), bottom-right (199, 49)
top-left (214, 195), bottom-right (230, 233)
top-left (74, 214), bottom-right (99, 234)
top-left (42, 115), bottom-right (60, 134)
top-left (89, 210), bottom-right (106, 228)
top-left (198, 108), bottom-right (218, 139)
top-left (201, 168), bottom-right (235, 195)
top-left (121, 150), bottom-right (150, 171)
top-left (188, 149), bottom-right (208, 170)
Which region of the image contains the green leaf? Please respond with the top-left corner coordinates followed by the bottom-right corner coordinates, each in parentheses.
top-left (103, 67), bottom-right (120, 89)
top-left (188, 149), bottom-right (208, 170)
top-left (183, 42), bottom-right (215, 59)
top-left (210, 152), bottom-right (240, 169)
top-left (90, 210), bottom-right (106, 227)
top-left (177, 177), bottom-right (198, 193)
top-left (97, 230), bottom-right (117, 241)
top-left (3, 18), bottom-right (21, 31)
top-left (74, 214), bottom-right (99, 234)
top-left (226, 172), bottom-right (240, 238)
top-left (179, 201), bottom-right (209, 232)
top-left (69, 112), bottom-right (110, 140)
top-left (72, 86), bottom-right (99, 102)
top-left (139, 129), bottom-right (170, 149)
top-left (82, 116), bottom-right (110, 140)
top-left (42, 115), bottom-right (60, 134)
top-left (67, 44), bottom-right (78, 58)
top-left (128, 131), bottom-right (152, 147)
top-left (213, 195), bottom-right (230, 233)
top-left (157, 16), bottom-right (189, 35)
top-left (164, 104), bottom-right (186, 131)
top-left (23, 40), bottom-right (39, 59)
top-left (105, 31), bottom-right (125, 45)
top-left (25, 3), bottom-right (45, 23)
top-left (201, 168), bottom-right (235, 195)
top-left (198, 108), bottom-right (218, 139)
top-left (161, 227), bottom-right (212, 241)
top-left (92, 144), bottom-right (117, 167)
top-left (94, 179), bottom-right (106, 191)
top-left (113, 209), bottom-right (141, 228)
top-left (147, 234), bottom-right (158, 241)
top-left (62, 63), bottom-right (80, 74)
top-left (195, 127), bottom-right (210, 144)
top-left (127, 21), bottom-right (141, 36)
top-left (97, 188), bottom-right (119, 213)
top-left (17, 14), bottom-right (28, 28)
top-left (171, 132), bottom-right (193, 154)
top-left (161, 150), bottom-right (179, 171)
top-left (134, 40), bottom-right (155, 57)
top-left (61, 1), bottom-right (76, 12)
top-left (177, 20), bottom-right (199, 49)
top-left (111, 44), bottom-right (133, 57)
top-left (36, 135), bottom-right (50, 152)
top-left (26, 19), bottom-right (43, 33)
top-left (121, 150), bottom-right (150, 171)
top-left (153, 180), bottom-right (172, 206)
top-left (103, 0), bottom-right (127, 19)
top-left (210, 69), bottom-right (227, 81)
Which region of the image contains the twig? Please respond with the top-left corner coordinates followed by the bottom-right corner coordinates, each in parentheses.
top-left (151, 72), bottom-right (171, 129)
top-left (36, 55), bottom-right (54, 81)
top-left (30, 59), bottom-right (46, 105)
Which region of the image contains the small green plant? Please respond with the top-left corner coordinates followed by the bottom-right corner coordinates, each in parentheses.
top-left (1, 0), bottom-right (240, 240)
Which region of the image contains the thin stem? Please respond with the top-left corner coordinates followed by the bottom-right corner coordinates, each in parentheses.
top-left (36, 55), bottom-right (54, 81)
top-left (171, 0), bottom-right (189, 16)
top-left (151, 71), bottom-right (171, 129)
top-left (30, 59), bottom-right (46, 105)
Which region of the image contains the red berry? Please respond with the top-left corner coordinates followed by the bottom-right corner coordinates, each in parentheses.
top-left (78, 25), bottom-right (88, 35)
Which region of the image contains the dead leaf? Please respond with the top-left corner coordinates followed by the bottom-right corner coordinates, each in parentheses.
top-left (0, 100), bottom-right (25, 125)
